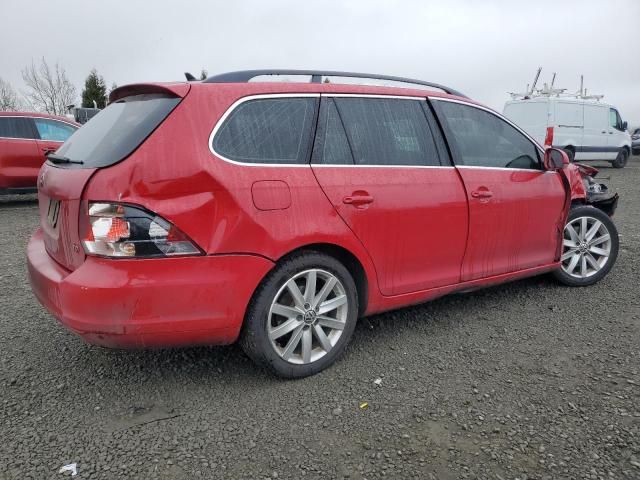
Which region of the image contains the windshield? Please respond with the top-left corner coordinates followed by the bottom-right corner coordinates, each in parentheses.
top-left (54, 93), bottom-right (180, 168)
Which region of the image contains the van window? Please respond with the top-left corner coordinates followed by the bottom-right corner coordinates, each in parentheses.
top-left (436, 101), bottom-right (540, 170)
top-left (0, 117), bottom-right (36, 139)
top-left (213, 97), bottom-right (317, 164)
top-left (55, 93), bottom-right (181, 168)
top-left (34, 118), bottom-right (77, 142)
top-left (330, 97), bottom-right (441, 166)
top-left (609, 109), bottom-right (622, 130)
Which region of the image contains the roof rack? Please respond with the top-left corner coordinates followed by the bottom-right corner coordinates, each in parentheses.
top-left (203, 69), bottom-right (467, 98)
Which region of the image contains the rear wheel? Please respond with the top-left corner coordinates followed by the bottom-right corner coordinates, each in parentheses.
top-left (552, 205), bottom-right (618, 286)
top-left (240, 251), bottom-right (358, 378)
top-left (611, 148), bottom-right (628, 168)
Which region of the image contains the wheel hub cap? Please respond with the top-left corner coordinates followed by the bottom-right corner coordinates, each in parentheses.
top-left (267, 269), bottom-right (349, 365)
top-left (560, 215), bottom-right (611, 279)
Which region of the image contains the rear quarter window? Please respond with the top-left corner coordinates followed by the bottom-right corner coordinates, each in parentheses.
top-left (212, 97), bottom-right (317, 164)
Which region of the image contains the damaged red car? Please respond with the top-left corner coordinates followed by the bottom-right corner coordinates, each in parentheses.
top-left (27, 70), bottom-right (620, 378)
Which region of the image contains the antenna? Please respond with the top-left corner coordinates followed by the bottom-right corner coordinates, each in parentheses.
top-left (550, 72), bottom-right (556, 89)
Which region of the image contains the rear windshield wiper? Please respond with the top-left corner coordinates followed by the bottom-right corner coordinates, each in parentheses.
top-left (46, 153), bottom-right (84, 165)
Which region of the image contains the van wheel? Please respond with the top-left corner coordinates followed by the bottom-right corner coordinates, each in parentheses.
top-left (552, 205), bottom-right (618, 287)
top-left (240, 251), bottom-right (358, 378)
top-left (611, 149), bottom-right (628, 168)
top-left (563, 147), bottom-right (575, 162)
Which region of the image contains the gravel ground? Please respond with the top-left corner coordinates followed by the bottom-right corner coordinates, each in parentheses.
top-left (1, 158), bottom-right (639, 480)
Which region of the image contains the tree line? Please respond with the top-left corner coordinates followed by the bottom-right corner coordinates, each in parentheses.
top-left (0, 58), bottom-right (116, 115)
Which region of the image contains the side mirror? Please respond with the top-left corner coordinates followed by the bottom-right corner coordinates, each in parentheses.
top-left (622, 121), bottom-right (628, 131)
top-left (543, 148), bottom-right (570, 171)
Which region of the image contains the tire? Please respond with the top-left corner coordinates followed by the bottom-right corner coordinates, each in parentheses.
top-left (611, 148), bottom-right (628, 168)
top-left (552, 205), bottom-right (619, 287)
top-left (240, 251), bottom-right (358, 378)
top-left (563, 147), bottom-right (575, 162)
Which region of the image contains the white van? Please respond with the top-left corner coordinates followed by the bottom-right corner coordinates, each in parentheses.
top-left (503, 97), bottom-right (631, 168)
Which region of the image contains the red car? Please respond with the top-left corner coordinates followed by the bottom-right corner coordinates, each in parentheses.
top-left (27, 70), bottom-right (620, 378)
top-left (0, 112), bottom-right (79, 194)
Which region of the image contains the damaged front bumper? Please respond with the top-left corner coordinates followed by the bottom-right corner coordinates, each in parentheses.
top-left (583, 175), bottom-right (619, 216)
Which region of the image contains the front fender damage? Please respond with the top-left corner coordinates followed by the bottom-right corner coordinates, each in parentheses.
top-left (565, 162), bottom-right (619, 216)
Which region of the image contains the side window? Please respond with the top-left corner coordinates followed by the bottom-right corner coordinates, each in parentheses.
top-left (609, 109), bottom-right (622, 130)
top-left (332, 98), bottom-right (441, 166)
top-left (312, 99), bottom-right (354, 165)
top-left (436, 101), bottom-right (541, 170)
top-left (33, 118), bottom-right (77, 142)
top-left (212, 97), bottom-right (317, 164)
top-left (0, 117), bottom-right (36, 139)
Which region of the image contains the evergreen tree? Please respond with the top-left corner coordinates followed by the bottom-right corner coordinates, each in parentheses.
top-left (81, 69), bottom-right (107, 108)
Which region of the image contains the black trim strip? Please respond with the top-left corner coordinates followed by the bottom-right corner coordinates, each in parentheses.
top-left (554, 145), bottom-right (620, 153)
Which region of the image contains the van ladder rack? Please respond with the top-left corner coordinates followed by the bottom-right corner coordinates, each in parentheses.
top-left (203, 69), bottom-right (467, 98)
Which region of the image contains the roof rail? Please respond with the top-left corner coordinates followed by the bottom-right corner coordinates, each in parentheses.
top-left (203, 69), bottom-right (467, 98)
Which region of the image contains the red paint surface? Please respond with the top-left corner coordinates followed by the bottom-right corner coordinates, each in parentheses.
top-left (27, 81), bottom-right (588, 348)
top-left (456, 168), bottom-right (566, 281)
top-left (0, 112), bottom-right (79, 189)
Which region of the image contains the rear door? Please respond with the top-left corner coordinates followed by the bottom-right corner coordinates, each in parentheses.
top-left (0, 116), bottom-right (40, 189)
top-left (432, 99), bottom-right (566, 281)
top-left (311, 95), bottom-right (468, 296)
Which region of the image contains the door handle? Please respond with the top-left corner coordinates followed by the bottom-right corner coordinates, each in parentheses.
top-left (471, 189), bottom-right (493, 199)
top-left (342, 193), bottom-right (374, 207)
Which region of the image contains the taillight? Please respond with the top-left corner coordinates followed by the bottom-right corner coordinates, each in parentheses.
top-left (544, 126), bottom-right (554, 147)
top-left (81, 202), bottom-right (202, 258)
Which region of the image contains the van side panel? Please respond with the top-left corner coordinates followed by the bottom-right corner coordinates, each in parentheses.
top-left (581, 104), bottom-right (612, 160)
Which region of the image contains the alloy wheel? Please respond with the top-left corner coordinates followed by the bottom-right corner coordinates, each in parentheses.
top-left (268, 269), bottom-right (348, 365)
top-left (561, 216), bottom-right (612, 279)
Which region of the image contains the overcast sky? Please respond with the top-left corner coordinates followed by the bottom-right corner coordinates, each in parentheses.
top-left (2, 0), bottom-right (639, 124)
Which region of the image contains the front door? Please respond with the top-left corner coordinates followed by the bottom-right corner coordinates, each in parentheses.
top-left (311, 96), bottom-right (468, 296)
top-left (607, 108), bottom-right (627, 158)
top-left (432, 99), bottom-right (567, 281)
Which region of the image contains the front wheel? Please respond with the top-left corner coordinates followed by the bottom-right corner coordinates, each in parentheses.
top-left (611, 149), bottom-right (628, 168)
top-left (553, 205), bottom-right (619, 286)
top-left (240, 251), bottom-right (358, 378)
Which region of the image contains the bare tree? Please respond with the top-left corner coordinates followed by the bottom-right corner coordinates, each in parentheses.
top-left (21, 58), bottom-right (77, 115)
top-left (0, 77), bottom-right (22, 111)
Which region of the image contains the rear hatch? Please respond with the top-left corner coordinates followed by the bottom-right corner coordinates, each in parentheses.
top-left (37, 83), bottom-right (188, 271)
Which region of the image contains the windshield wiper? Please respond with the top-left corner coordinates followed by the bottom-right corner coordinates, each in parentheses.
top-left (46, 153), bottom-right (84, 165)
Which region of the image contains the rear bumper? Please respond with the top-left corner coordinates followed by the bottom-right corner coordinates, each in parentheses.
top-left (27, 228), bottom-right (273, 348)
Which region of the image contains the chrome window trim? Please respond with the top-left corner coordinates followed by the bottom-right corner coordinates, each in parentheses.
top-left (429, 96), bottom-right (547, 171)
top-left (208, 93), bottom-right (437, 168)
top-left (208, 93), bottom-right (320, 168)
top-left (322, 93), bottom-right (426, 101)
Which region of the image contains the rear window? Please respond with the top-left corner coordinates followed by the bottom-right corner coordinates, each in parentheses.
top-left (0, 117), bottom-right (36, 139)
top-left (55, 94), bottom-right (180, 168)
top-left (212, 97), bottom-right (317, 164)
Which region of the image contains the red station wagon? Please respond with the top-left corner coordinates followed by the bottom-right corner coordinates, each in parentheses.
top-left (0, 112), bottom-right (79, 194)
top-left (27, 70), bottom-right (620, 377)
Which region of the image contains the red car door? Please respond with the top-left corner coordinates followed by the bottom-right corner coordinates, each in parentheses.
top-left (311, 96), bottom-right (468, 296)
top-left (0, 116), bottom-right (41, 189)
top-left (432, 99), bottom-right (566, 281)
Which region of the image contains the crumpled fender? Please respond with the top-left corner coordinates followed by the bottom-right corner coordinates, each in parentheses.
top-left (560, 162), bottom-right (618, 216)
